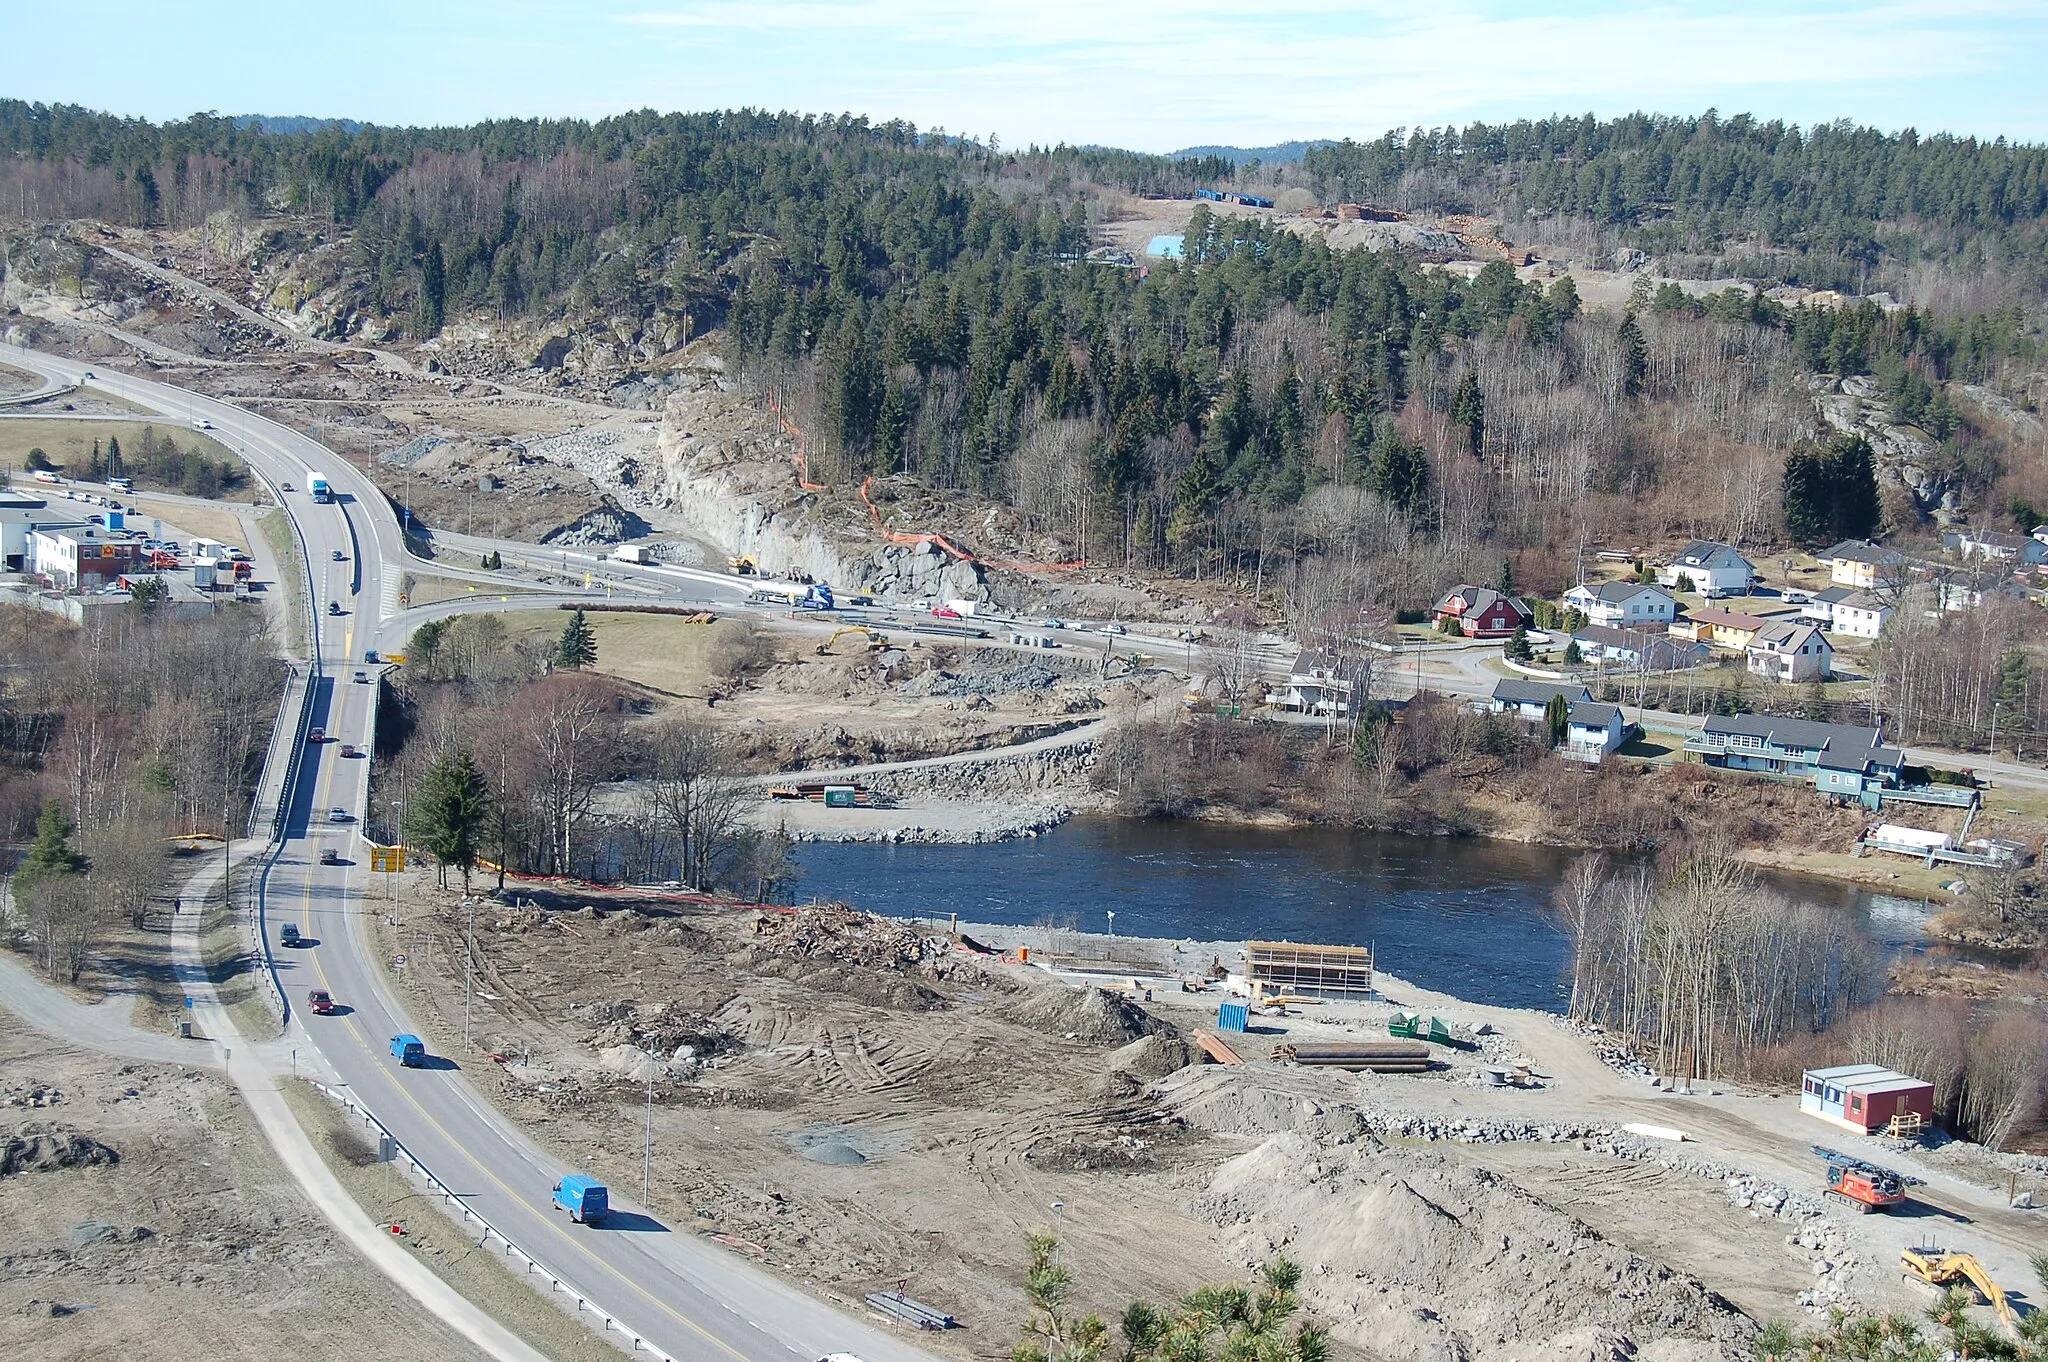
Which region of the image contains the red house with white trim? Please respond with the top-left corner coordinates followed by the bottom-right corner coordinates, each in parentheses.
top-left (1431, 585), bottom-right (1531, 638)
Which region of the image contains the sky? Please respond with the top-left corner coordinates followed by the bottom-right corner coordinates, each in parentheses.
top-left (8, 0), bottom-right (2048, 150)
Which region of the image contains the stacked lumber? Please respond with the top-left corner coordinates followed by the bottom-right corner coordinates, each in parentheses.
top-left (1272, 1040), bottom-right (1429, 1072)
top-left (1192, 1030), bottom-right (1244, 1066)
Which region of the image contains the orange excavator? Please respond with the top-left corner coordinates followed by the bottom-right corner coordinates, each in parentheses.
top-left (1813, 1146), bottom-right (1912, 1213)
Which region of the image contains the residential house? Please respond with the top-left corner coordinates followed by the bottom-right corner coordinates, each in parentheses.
top-left (1670, 607), bottom-right (1774, 650)
top-left (1685, 715), bottom-right (1907, 806)
top-left (1562, 702), bottom-right (1629, 763)
top-left (1822, 540), bottom-right (1906, 589)
top-left (1570, 625), bottom-right (1709, 671)
top-left (1829, 591), bottom-right (1892, 639)
top-left (1490, 678), bottom-right (1592, 721)
top-left (1658, 540), bottom-right (1755, 597)
top-left (1745, 620), bottom-right (1833, 683)
top-left (1947, 527), bottom-right (2048, 567)
top-left (1937, 570), bottom-right (2026, 612)
top-left (1278, 650), bottom-right (1353, 717)
top-left (1430, 585), bottom-right (1531, 638)
top-left (1562, 581), bottom-right (1675, 629)
top-left (1800, 585), bottom-right (1857, 627)
top-left (28, 526), bottom-right (139, 590)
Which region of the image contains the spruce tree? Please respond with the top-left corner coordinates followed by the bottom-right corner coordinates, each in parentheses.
top-left (1618, 313), bottom-right (1649, 399)
top-left (18, 801), bottom-right (88, 888)
top-left (1451, 373), bottom-right (1484, 457)
top-left (406, 749), bottom-right (493, 889)
top-left (557, 609), bottom-right (597, 670)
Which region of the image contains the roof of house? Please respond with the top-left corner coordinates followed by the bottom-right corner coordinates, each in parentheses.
top-left (1836, 591), bottom-right (1890, 612)
top-left (1813, 586), bottom-right (1857, 605)
top-left (1568, 702), bottom-right (1620, 728)
top-left (1571, 580), bottom-right (1673, 604)
top-left (1701, 714), bottom-right (1882, 755)
top-left (1805, 1062), bottom-right (1892, 1083)
top-left (1962, 529), bottom-right (2036, 551)
top-left (1672, 540), bottom-right (1753, 571)
top-left (1433, 585), bottom-right (1528, 618)
top-left (1749, 621), bottom-right (1827, 651)
top-left (1289, 649), bottom-right (1336, 677)
top-left (1493, 678), bottom-right (1591, 707)
top-left (1823, 539), bottom-right (1905, 566)
top-left (1682, 607), bottom-right (1772, 631)
top-left (1573, 625), bottom-right (1709, 667)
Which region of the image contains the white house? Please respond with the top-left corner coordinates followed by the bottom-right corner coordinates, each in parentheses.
top-left (1801, 585), bottom-right (1856, 627)
top-left (1745, 621), bottom-right (1833, 683)
top-left (1571, 625), bottom-right (1709, 671)
top-left (1948, 528), bottom-right (2048, 567)
top-left (1490, 678), bottom-right (1592, 720)
top-left (1562, 702), bottom-right (1628, 763)
top-left (1563, 581), bottom-right (1676, 629)
top-left (1278, 650), bottom-right (1353, 717)
top-left (1829, 591), bottom-right (1891, 639)
top-left (1659, 540), bottom-right (1755, 597)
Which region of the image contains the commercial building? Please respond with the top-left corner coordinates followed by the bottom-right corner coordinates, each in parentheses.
top-left (1799, 1063), bottom-right (1935, 1135)
top-left (29, 525), bottom-right (140, 590)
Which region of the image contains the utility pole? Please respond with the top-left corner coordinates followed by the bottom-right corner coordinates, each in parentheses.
top-left (463, 896), bottom-right (476, 1050)
top-left (643, 1039), bottom-right (657, 1204)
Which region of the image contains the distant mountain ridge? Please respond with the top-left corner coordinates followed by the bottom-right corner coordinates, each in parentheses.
top-left (232, 114), bottom-right (366, 135)
top-left (1167, 140), bottom-right (1336, 166)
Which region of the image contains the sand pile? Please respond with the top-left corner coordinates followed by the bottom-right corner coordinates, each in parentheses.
top-left (1000, 975), bottom-right (1170, 1046)
top-left (1191, 1131), bottom-right (1754, 1362)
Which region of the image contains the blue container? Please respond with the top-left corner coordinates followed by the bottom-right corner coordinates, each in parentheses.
top-left (1217, 1002), bottom-right (1249, 1033)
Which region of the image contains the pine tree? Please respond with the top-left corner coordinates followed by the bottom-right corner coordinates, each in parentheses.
top-left (415, 241), bottom-right (446, 337)
top-left (1562, 638), bottom-right (1582, 666)
top-left (1497, 558), bottom-right (1515, 596)
top-left (18, 801), bottom-right (89, 888)
top-left (406, 749), bottom-right (493, 889)
top-left (1370, 431), bottom-right (1431, 514)
top-left (1618, 313), bottom-right (1648, 399)
top-left (556, 609), bottom-right (597, 670)
top-left (1506, 624), bottom-right (1533, 661)
top-left (1450, 373), bottom-right (1485, 458)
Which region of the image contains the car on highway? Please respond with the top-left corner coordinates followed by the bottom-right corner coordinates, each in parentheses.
top-left (339, 742), bottom-right (358, 758)
top-left (331, 549), bottom-right (347, 562)
top-left (327, 601), bottom-right (342, 616)
top-left (307, 727), bottom-right (324, 744)
top-left (552, 1175), bottom-right (610, 1226)
top-left (1099, 622), bottom-right (1127, 635)
top-left (193, 418), bottom-right (214, 431)
top-left (280, 923), bottom-right (303, 947)
top-left (390, 1033), bottom-right (427, 1067)
top-left (353, 670), bottom-right (370, 684)
top-left (81, 371), bottom-right (95, 381)
top-left (1040, 618), bottom-right (1066, 629)
top-left (931, 607), bottom-right (962, 619)
top-left (307, 989), bottom-right (335, 1015)
top-left (319, 846), bottom-right (340, 865)
top-left (325, 807), bottom-right (351, 823)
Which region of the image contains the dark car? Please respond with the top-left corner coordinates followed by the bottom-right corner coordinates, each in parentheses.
top-left (280, 923), bottom-right (303, 947)
top-left (319, 846), bottom-right (339, 865)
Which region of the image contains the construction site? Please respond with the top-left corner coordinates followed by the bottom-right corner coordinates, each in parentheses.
top-left (356, 875), bottom-right (2046, 1362)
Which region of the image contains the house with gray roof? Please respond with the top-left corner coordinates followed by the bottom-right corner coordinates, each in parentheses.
top-left (1658, 541), bottom-right (1755, 597)
top-left (1490, 678), bottom-right (1592, 720)
top-left (1563, 580), bottom-right (1675, 629)
top-left (1562, 702), bottom-right (1629, 763)
top-left (1685, 715), bottom-right (1918, 807)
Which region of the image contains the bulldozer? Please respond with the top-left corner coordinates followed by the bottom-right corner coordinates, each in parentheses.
top-left (727, 555), bottom-right (757, 576)
top-left (816, 626), bottom-right (889, 655)
top-left (1901, 1248), bottom-right (2016, 1333)
top-left (1813, 1146), bottom-right (1910, 1213)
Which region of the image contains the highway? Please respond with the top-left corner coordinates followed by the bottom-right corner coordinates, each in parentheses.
top-left (3, 343), bottom-right (941, 1362)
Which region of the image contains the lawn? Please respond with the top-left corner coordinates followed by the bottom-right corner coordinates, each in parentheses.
top-left (503, 607), bottom-right (729, 696)
top-left (0, 416), bottom-right (257, 501)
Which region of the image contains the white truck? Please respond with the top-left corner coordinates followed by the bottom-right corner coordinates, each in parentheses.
top-left (610, 544), bottom-right (650, 564)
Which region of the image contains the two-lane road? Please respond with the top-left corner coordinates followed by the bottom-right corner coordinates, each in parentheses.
top-left (4, 343), bottom-right (943, 1362)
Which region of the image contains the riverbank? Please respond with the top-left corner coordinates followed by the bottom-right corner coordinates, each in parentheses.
top-left (748, 795), bottom-right (1077, 843)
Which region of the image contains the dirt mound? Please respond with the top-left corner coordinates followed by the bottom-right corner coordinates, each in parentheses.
top-left (785, 961), bottom-right (949, 1012)
top-left (772, 905), bottom-right (934, 970)
top-left (1000, 975), bottom-right (1170, 1047)
top-left (1, 1123), bottom-right (120, 1176)
top-left (1191, 1131), bottom-right (1754, 1362)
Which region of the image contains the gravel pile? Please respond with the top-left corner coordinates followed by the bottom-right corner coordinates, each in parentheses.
top-left (1, 1123), bottom-right (121, 1176)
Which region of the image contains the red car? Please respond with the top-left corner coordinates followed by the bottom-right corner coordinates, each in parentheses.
top-left (308, 727), bottom-right (324, 744)
top-left (307, 989), bottom-right (335, 1015)
top-left (931, 607), bottom-right (961, 619)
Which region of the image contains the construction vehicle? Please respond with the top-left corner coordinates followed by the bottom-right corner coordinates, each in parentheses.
top-left (816, 626), bottom-right (889, 655)
top-left (1813, 1146), bottom-right (1910, 1213)
top-left (1900, 1248), bottom-right (2015, 1333)
top-left (727, 555), bottom-right (757, 575)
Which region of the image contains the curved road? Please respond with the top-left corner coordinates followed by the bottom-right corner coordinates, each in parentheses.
top-left (4, 343), bottom-right (942, 1362)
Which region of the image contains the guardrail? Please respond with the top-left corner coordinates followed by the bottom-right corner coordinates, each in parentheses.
top-left (308, 1080), bottom-right (678, 1362)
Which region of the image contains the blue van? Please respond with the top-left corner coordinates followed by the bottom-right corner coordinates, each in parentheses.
top-left (389, 1033), bottom-right (427, 1067)
top-left (552, 1174), bottom-right (608, 1225)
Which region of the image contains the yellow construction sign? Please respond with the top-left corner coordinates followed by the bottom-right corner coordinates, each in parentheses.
top-left (370, 846), bottom-right (407, 873)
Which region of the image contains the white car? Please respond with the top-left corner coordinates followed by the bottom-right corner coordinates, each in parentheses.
top-left (1098, 622), bottom-right (1127, 636)
top-left (326, 808), bottom-right (352, 823)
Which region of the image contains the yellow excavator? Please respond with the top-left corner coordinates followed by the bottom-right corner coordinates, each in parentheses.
top-left (1901, 1248), bottom-right (2016, 1334)
top-left (816, 626), bottom-right (889, 655)
top-left (727, 555), bottom-right (757, 576)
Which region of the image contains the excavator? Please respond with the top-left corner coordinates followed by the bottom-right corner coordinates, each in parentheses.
top-left (816, 626), bottom-right (889, 655)
top-left (727, 555), bottom-right (757, 576)
top-left (1901, 1248), bottom-right (2016, 1334)
top-left (1813, 1146), bottom-right (1911, 1213)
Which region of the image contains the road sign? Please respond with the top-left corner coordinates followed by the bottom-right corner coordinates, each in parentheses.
top-left (370, 846), bottom-right (407, 873)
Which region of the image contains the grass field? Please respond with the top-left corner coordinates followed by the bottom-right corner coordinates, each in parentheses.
top-left (0, 416), bottom-right (258, 501)
top-left (503, 607), bottom-right (728, 696)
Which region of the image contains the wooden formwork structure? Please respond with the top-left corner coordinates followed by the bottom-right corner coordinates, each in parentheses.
top-left (1246, 940), bottom-right (1374, 999)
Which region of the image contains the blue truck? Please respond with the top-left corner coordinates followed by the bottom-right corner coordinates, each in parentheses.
top-left (309, 474), bottom-right (332, 504)
top-left (389, 1033), bottom-right (426, 1066)
top-left (552, 1174), bottom-right (608, 1225)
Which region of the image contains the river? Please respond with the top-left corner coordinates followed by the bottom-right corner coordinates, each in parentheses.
top-left (790, 817), bottom-right (1941, 1011)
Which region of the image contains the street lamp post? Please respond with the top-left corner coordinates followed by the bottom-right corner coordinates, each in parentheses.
top-left (463, 897), bottom-right (476, 1051)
